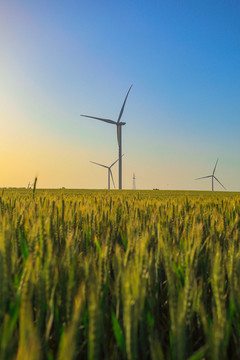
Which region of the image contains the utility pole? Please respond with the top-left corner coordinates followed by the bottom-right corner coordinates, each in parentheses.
top-left (132, 173), bottom-right (136, 190)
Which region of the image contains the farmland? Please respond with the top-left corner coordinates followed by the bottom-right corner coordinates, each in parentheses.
top-left (1, 189), bottom-right (240, 359)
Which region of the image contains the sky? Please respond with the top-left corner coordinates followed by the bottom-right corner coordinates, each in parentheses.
top-left (0, 1), bottom-right (240, 190)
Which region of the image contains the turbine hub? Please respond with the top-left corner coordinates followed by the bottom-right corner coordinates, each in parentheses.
top-left (118, 122), bottom-right (126, 126)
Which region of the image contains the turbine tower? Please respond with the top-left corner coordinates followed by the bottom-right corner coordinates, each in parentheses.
top-left (90, 157), bottom-right (122, 189)
top-left (195, 158), bottom-right (226, 191)
top-left (81, 85), bottom-right (132, 189)
top-left (132, 173), bottom-right (136, 190)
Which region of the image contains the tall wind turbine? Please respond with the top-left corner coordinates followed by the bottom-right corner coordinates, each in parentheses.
top-left (195, 158), bottom-right (226, 191)
top-left (81, 85), bottom-right (132, 189)
top-left (90, 157), bottom-right (122, 189)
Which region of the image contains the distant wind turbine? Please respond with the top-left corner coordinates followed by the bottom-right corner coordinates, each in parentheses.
top-left (90, 156), bottom-right (123, 189)
top-left (195, 158), bottom-right (226, 191)
top-left (81, 85), bottom-right (132, 189)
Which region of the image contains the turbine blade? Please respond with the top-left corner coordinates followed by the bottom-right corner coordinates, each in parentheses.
top-left (81, 115), bottom-right (117, 125)
top-left (110, 158), bottom-right (119, 168)
top-left (195, 175), bottom-right (212, 180)
top-left (110, 154), bottom-right (124, 168)
top-left (110, 169), bottom-right (115, 188)
top-left (117, 85), bottom-right (133, 123)
top-left (214, 176), bottom-right (226, 190)
top-left (213, 158), bottom-right (219, 175)
top-left (90, 161), bottom-right (108, 169)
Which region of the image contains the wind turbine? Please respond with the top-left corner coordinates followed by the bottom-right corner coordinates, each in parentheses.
top-left (81, 85), bottom-right (132, 189)
top-left (195, 158), bottom-right (226, 191)
top-left (90, 156), bottom-right (123, 189)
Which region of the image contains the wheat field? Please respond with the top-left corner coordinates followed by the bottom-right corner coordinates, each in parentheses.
top-left (0, 189), bottom-right (240, 359)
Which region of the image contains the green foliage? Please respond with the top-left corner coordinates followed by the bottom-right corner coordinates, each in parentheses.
top-left (0, 188), bottom-right (240, 359)
top-left (112, 310), bottom-right (125, 352)
top-left (32, 177), bottom-right (37, 200)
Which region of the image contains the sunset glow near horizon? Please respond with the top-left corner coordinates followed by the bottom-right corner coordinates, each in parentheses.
top-left (1, 1), bottom-right (240, 190)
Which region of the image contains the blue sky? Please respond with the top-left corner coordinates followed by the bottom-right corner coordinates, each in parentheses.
top-left (0, 1), bottom-right (239, 190)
